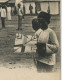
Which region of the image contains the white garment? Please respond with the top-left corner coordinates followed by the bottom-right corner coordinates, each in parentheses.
top-left (18, 8), bottom-right (23, 16)
top-left (34, 28), bottom-right (59, 65)
top-left (7, 7), bottom-right (11, 20)
top-left (15, 0), bottom-right (23, 7)
top-left (40, 2), bottom-right (48, 13)
top-left (40, 2), bottom-right (59, 14)
top-left (49, 2), bottom-right (59, 15)
top-left (35, 29), bottom-right (49, 43)
top-left (1, 8), bottom-right (6, 18)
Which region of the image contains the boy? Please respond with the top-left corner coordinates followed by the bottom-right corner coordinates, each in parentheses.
top-left (32, 11), bottom-right (59, 72)
top-left (17, 3), bottom-right (23, 30)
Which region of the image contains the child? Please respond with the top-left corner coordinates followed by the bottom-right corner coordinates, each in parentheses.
top-left (32, 11), bottom-right (59, 72)
top-left (1, 5), bottom-right (6, 28)
top-left (17, 3), bottom-right (23, 30)
top-left (7, 4), bottom-right (11, 20)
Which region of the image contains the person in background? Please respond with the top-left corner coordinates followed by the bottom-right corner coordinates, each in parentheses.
top-left (29, 4), bottom-right (33, 15)
top-left (35, 5), bottom-right (38, 15)
top-left (0, 4), bottom-right (2, 17)
top-left (1, 5), bottom-right (6, 28)
top-left (32, 11), bottom-right (59, 72)
top-left (17, 3), bottom-right (23, 30)
top-left (11, 7), bottom-right (14, 15)
top-left (7, 4), bottom-right (11, 20)
top-left (23, 5), bottom-right (25, 19)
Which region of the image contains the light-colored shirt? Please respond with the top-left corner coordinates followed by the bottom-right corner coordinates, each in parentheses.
top-left (7, 7), bottom-right (11, 20)
top-left (1, 8), bottom-right (6, 18)
top-left (18, 8), bottom-right (23, 16)
top-left (34, 28), bottom-right (59, 65)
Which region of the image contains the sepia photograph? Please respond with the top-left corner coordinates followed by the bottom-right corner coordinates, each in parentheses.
top-left (0, 0), bottom-right (61, 80)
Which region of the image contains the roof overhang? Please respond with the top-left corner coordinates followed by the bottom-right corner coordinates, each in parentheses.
top-left (0, 0), bottom-right (8, 3)
top-left (7, 0), bottom-right (60, 4)
top-left (23, 0), bottom-right (60, 2)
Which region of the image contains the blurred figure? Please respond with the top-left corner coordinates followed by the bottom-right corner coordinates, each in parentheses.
top-left (17, 3), bottom-right (23, 30)
top-left (29, 4), bottom-right (33, 15)
top-left (1, 5), bottom-right (6, 28)
top-left (7, 4), bottom-right (11, 20)
top-left (35, 6), bottom-right (38, 15)
top-left (14, 6), bottom-right (17, 15)
top-left (23, 5), bottom-right (25, 19)
top-left (11, 7), bottom-right (15, 15)
top-left (0, 4), bottom-right (2, 17)
top-left (15, 0), bottom-right (23, 12)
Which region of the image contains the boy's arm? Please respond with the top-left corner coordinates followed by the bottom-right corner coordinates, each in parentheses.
top-left (46, 31), bottom-right (59, 54)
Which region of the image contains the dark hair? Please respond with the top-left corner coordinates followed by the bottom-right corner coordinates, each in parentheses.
top-left (2, 5), bottom-right (5, 8)
top-left (18, 3), bottom-right (21, 8)
top-left (37, 11), bottom-right (51, 30)
top-left (32, 18), bottom-right (40, 31)
top-left (32, 12), bottom-right (51, 31)
top-left (38, 18), bottom-right (48, 30)
top-left (38, 11), bottom-right (51, 24)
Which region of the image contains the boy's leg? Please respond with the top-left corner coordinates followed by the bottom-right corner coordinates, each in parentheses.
top-left (37, 61), bottom-right (54, 72)
top-left (19, 16), bottom-right (22, 30)
top-left (18, 15), bottom-right (20, 30)
top-left (1, 17), bottom-right (4, 28)
top-left (3, 18), bottom-right (5, 28)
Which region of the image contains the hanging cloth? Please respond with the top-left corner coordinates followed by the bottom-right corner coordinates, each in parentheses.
top-left (49, 2), bottom-right (59, 15)
top-left (7, 7), bottom-right (11, 20)
top-left (40, 2), bottom-right (48, 12)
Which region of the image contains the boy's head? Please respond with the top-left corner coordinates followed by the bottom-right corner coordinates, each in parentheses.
top-left (38, 11), bottom-right (51, 30)
top-left (32, 18), bottom-right (40, 31)
top-left (38, 11), bottom-right (51, 24)
top-left (32, 11), bottom-right (51, 31)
